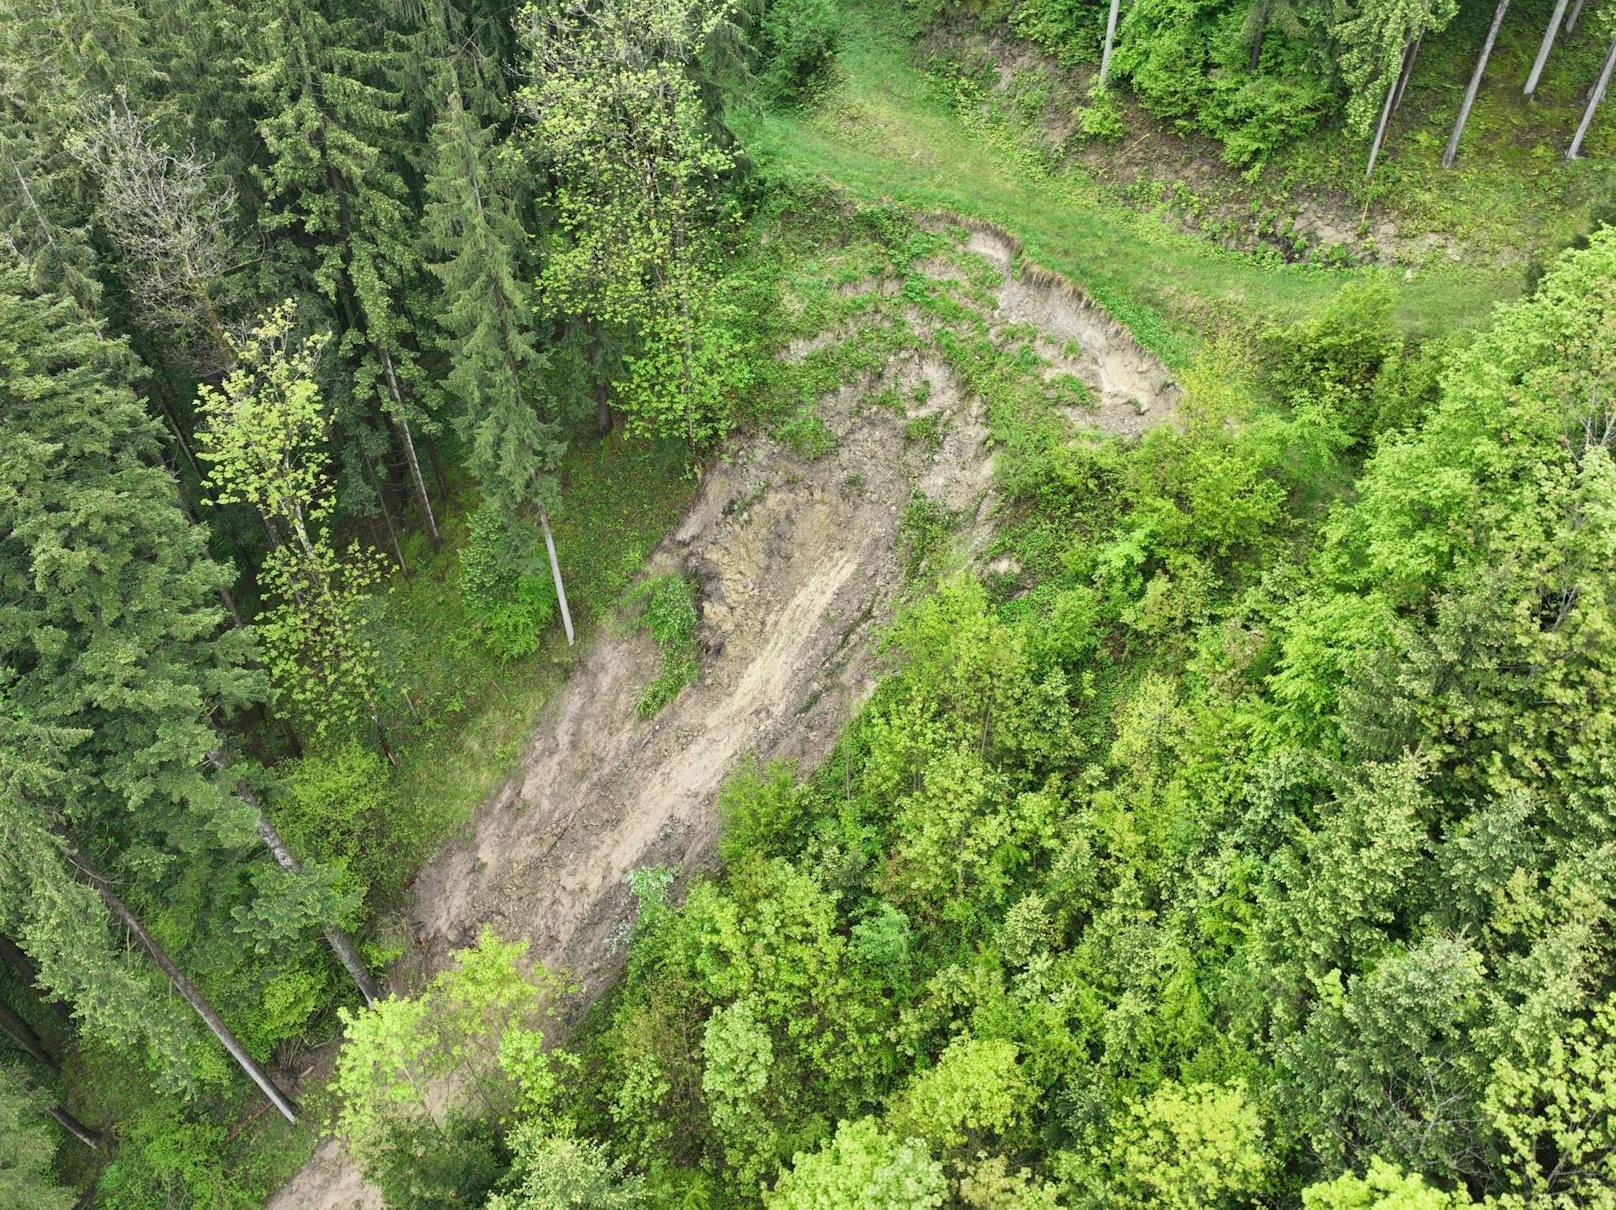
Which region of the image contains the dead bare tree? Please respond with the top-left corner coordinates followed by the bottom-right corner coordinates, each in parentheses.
top-left (1366, 37), bottom-right (1423, 179)
top-left (1099, 0), bottom-right (1122, 86)
top-left (1525, 0), bottom-right (1573, 98)
top-left (67, 97), bottom-right (238, 364)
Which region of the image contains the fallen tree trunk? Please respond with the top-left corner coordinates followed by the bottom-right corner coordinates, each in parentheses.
top-left (72, 856), bottom-right (299, 1124)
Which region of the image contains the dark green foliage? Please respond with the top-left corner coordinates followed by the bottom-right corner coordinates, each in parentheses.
top-left (460, 504), bottom-right (558, 663)
top-left (758, 0), bottom-right (842, 100)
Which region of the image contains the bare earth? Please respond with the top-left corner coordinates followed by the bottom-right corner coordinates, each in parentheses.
top-left (265, 225), bottom-right (1176, 1209)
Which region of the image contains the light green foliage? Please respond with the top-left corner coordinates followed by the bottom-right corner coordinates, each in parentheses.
top-left (0, 1064), bottom-right (74, 1210)
top-left (1301, 1158), bottom-right (1476, 1209)
top-left (332, 929), bottom-right (572, 1195)
top-left (718, 759), bottom-right (811, 865)
top-left (702, 998), bottom-right (780, 1186)
top-left (1264, 280), bottom-right (1401, 442)
top-left (279, 743), bottom-right (392, 892)
top-left (1333, 0), bottom-right (1457, 138)
top-left (766, 1117), bottom-right (946, 1210)
top-left (885, 1036), bottom-right (1032, 1153)
top-left (198, 303), bottom-right (390, 744)
top-left (1104, 1080), bottom-right (1269, 1209)
top-left (1484, 994), bottom-right (1616, 1210)
top-left (518, 0), bottom-right (744, 445)
top-left (958, 1154), bottom-right (1065, 1209)
top-left (488, 1123), bottom-right (649, 1209)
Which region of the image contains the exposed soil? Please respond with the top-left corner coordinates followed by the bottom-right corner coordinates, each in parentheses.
top-left (265, 225), bottom-right (1176, 1209)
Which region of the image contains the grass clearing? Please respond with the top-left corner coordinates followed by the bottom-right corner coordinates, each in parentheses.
top-left (734, 0), bottom-right (1528, 364)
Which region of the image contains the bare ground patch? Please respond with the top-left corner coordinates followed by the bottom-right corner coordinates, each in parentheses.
top-left (266, 230), bottom-right (1177, 1209)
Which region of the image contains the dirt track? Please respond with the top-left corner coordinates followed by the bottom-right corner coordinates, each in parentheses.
top-left (265, 226), bottom-right (1176, 1210)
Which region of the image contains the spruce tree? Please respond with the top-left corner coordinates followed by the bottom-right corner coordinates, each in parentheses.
top-left (0, 265), bottom-right (376, 1096)
top-left (424, 85), bottom-right (574, 641)
top-left (245, 1), bottom-right (442, 548)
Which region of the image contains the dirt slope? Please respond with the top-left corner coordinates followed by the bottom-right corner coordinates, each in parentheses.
top-left (265, 225), bottom-right (1176, 1210)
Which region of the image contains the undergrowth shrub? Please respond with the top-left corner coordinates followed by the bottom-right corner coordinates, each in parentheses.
top-left (460, 503), bottom-right (557, 663)
top-left (718, 759), bottom-right (810, 864)
top-left (622, 573), bottom-right (701, 716)
top-left (1261, 279), bottom-right (1400, 440)
top-left (759, 0), bottom-right (841, 101)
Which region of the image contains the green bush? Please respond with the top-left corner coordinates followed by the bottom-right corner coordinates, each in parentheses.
top-left (718, 759), bottom-right (810, 864)
top-left (622, 573), bottom-right (701, 716)
top-left (278, 742), bottom-right (393, 905)
top-left (459, 503), bottom-right (558, 663)
top-left (1262, 280), bottom-right (1400, 441)
top-left (760, 0), bottom-right (841, 101)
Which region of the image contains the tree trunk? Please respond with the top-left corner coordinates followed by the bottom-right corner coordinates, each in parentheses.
top-left (589, 324), bottom-right (612, 437)
top-left (1567, 37), bottom-right (1616, 159)
top-left (1366, 38), bottom-right (1417, 179)
top-left (376, 346), bottom-right (442, 551)
top-left (359, 445), bottom-right (409, 575)
top-left (47, 1104), bottom-right (102, 1150)
top-left (0, 996), bottom-right (56, 1070)
top-left (1444, 0), bottom-right (1511, 167)
top-left (1525, 0), bottom-right (1572, 97)
top-left (1390, 31), bottom-right (1422, 115)
top-left (1099, 0), bottom-right (1122, 86)
top-left (538, 507), bottom-right (575, 646)
top-left (72, 858), bottom-right (299, 1123)
top-left (1566, 0), bottom-right (1584, 32)
top-left (1249, 23), bottom-right (1265, 71)
top-left (207, 757), bottom-right (383, 1007)
top-left (249, 805), bottom-right (380, 1007)
top-left (394, 414), bottom-right (441, 552)
top-left (423, 433), bottom-right (450, 505)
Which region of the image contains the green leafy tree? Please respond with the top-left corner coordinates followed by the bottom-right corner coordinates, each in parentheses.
top-left (1102, 1080), bottom-right (1269, 1209)
top-left (766, 1117), bottom-right (946, 1210)
top-left (332, 929), bottom-right (572, 1199)
top-left (488, 1125), bottom-right (649, 1210)
top-left (517, 0), bottom-right (743, 445)
top-left (1302, 1158), bottom-right (1476, 1208)
top-left (196, 302), bottom-right (394, 758)
top-left (886, 1036), bottom-right (1033, 1157)
top-left (1484, 993), bottom-right (1616, 1209)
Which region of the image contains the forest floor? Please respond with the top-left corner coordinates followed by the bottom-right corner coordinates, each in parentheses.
top-left (266, 222), bottom-right (1178, 1208)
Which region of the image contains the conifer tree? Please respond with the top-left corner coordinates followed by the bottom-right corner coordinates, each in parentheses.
top-left (0, 264), bottom-right (379, 1054)
top-left (0, 1062), bottom-right (78, 1209)
top-left (424, 85), bottom-right (574, 642)
top-left (244, 2), bottom-right (442, 548)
